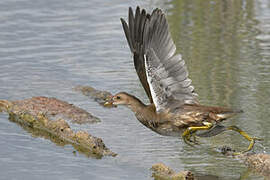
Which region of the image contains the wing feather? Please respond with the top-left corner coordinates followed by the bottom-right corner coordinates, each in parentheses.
top-left (121, 7), bottom-right (198, 111)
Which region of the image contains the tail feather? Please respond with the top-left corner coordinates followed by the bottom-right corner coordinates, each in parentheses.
top-left (208, 108), bottom-right (243, 121)
top-left (216, 109), bottom-right (243, 119)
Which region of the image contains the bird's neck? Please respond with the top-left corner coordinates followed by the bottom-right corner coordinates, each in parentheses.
top-left (126, 96), bottom-right (158, 127)
top-left (126, 96), bottom-right (146, 113)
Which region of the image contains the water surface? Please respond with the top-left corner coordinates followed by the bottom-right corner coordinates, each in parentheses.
top-left (0, 0), bottom-right (269, 179)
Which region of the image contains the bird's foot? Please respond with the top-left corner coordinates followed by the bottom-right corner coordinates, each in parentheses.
top-left (182, 122), bottom-right (213, 146)
top-left (233, 137), bottom-right (263, 155)
top-left (227, 126), bottom-right (263, 155)
top-left (183, 132), bottom-right (199, 146)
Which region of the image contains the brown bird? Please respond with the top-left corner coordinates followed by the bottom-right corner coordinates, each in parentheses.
top-left (105, 6), bottom-right (260, 153)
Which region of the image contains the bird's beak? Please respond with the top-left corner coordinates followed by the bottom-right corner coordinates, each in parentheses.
top-left (104, 96), bottom-right (117, 107)
top-left (104, 101), bottom-right (112, 106)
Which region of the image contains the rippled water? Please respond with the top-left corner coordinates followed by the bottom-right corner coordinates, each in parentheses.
top-left (0, 0), bottom-right (269, 179)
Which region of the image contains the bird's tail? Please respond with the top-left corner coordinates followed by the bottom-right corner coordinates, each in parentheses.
top-left (208, 107), bottom-right (243, 122)
top-left (215, 109), bottom-right (243, 120)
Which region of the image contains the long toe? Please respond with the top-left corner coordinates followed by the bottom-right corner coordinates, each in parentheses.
top-left (233, 137), bottom-right (262, 155)
top-left (192, 135), bottom-right (200, 145)
top-left (183, 135), bottom-right (195, 147)
top-left (183, 134), bottom-right (200, 147)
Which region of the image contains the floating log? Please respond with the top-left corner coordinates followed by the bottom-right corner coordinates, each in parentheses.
top-left (1, 96), bottom-right (100, 124)
top-left (0, 97), bottom-right (117, 158)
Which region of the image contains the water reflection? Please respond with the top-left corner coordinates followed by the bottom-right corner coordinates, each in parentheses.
top-left (162, 0), bottom-right (269, 179)
top-left (167, 0), bottom-right (259, 106)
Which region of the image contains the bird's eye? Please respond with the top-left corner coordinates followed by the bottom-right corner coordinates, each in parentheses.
top-left (116, 96), bottom-right (121, 100)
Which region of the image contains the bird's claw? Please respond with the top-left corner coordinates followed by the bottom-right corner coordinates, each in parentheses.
top-left (183, 133), bottom-right (199, 146)
top-left (231, 137), bottom-right (262, 155)
top-left (253, 137), bottom-right (263, 141)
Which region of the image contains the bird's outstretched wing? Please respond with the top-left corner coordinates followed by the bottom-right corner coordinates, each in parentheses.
top-left (121, 7), bottom-right (153, 103)
top-left (121, 7), bottom-right (198, 112)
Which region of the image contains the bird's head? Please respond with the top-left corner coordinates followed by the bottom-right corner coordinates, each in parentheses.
top-left (104, 92), bottom-right (131, 106)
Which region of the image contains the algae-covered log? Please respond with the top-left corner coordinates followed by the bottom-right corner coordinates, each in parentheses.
top-left (0, 97), bottom-right (117, 158)
top-left (4, 96), bottom-right (101, 124)
top-left (151, 163), bottom-right (194, 180)
top-left (74, 85), bottom-right (115, 108)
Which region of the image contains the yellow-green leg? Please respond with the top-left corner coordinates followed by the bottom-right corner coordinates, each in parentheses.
top-left (227, 126), bottom-right (262, 155)
top-left (182, 122), bottom-right (213, 146)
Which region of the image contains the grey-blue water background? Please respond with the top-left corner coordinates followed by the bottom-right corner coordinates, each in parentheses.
top-left (0, 0), bottom-right (269, 179)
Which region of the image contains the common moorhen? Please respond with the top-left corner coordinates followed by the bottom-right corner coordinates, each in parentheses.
top-left (105, 7), bottom-right (261, 153)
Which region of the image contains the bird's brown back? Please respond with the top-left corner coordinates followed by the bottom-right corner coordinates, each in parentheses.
top-left (168, 104), bottom-right (243, 127)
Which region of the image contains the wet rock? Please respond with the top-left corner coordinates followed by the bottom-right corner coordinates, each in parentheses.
top-left (242, 153), bottom-right (270, 177)
top-left (74, 85), bottom-right (115, 108)
top-left (0, 98), bottom-right (117, 158)
top-left (220, 146), bottom-right (270, 178)
top-left (3, 96), bottom-right (100, 124)
top-left (151, 163), bottom-right (194, 180)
